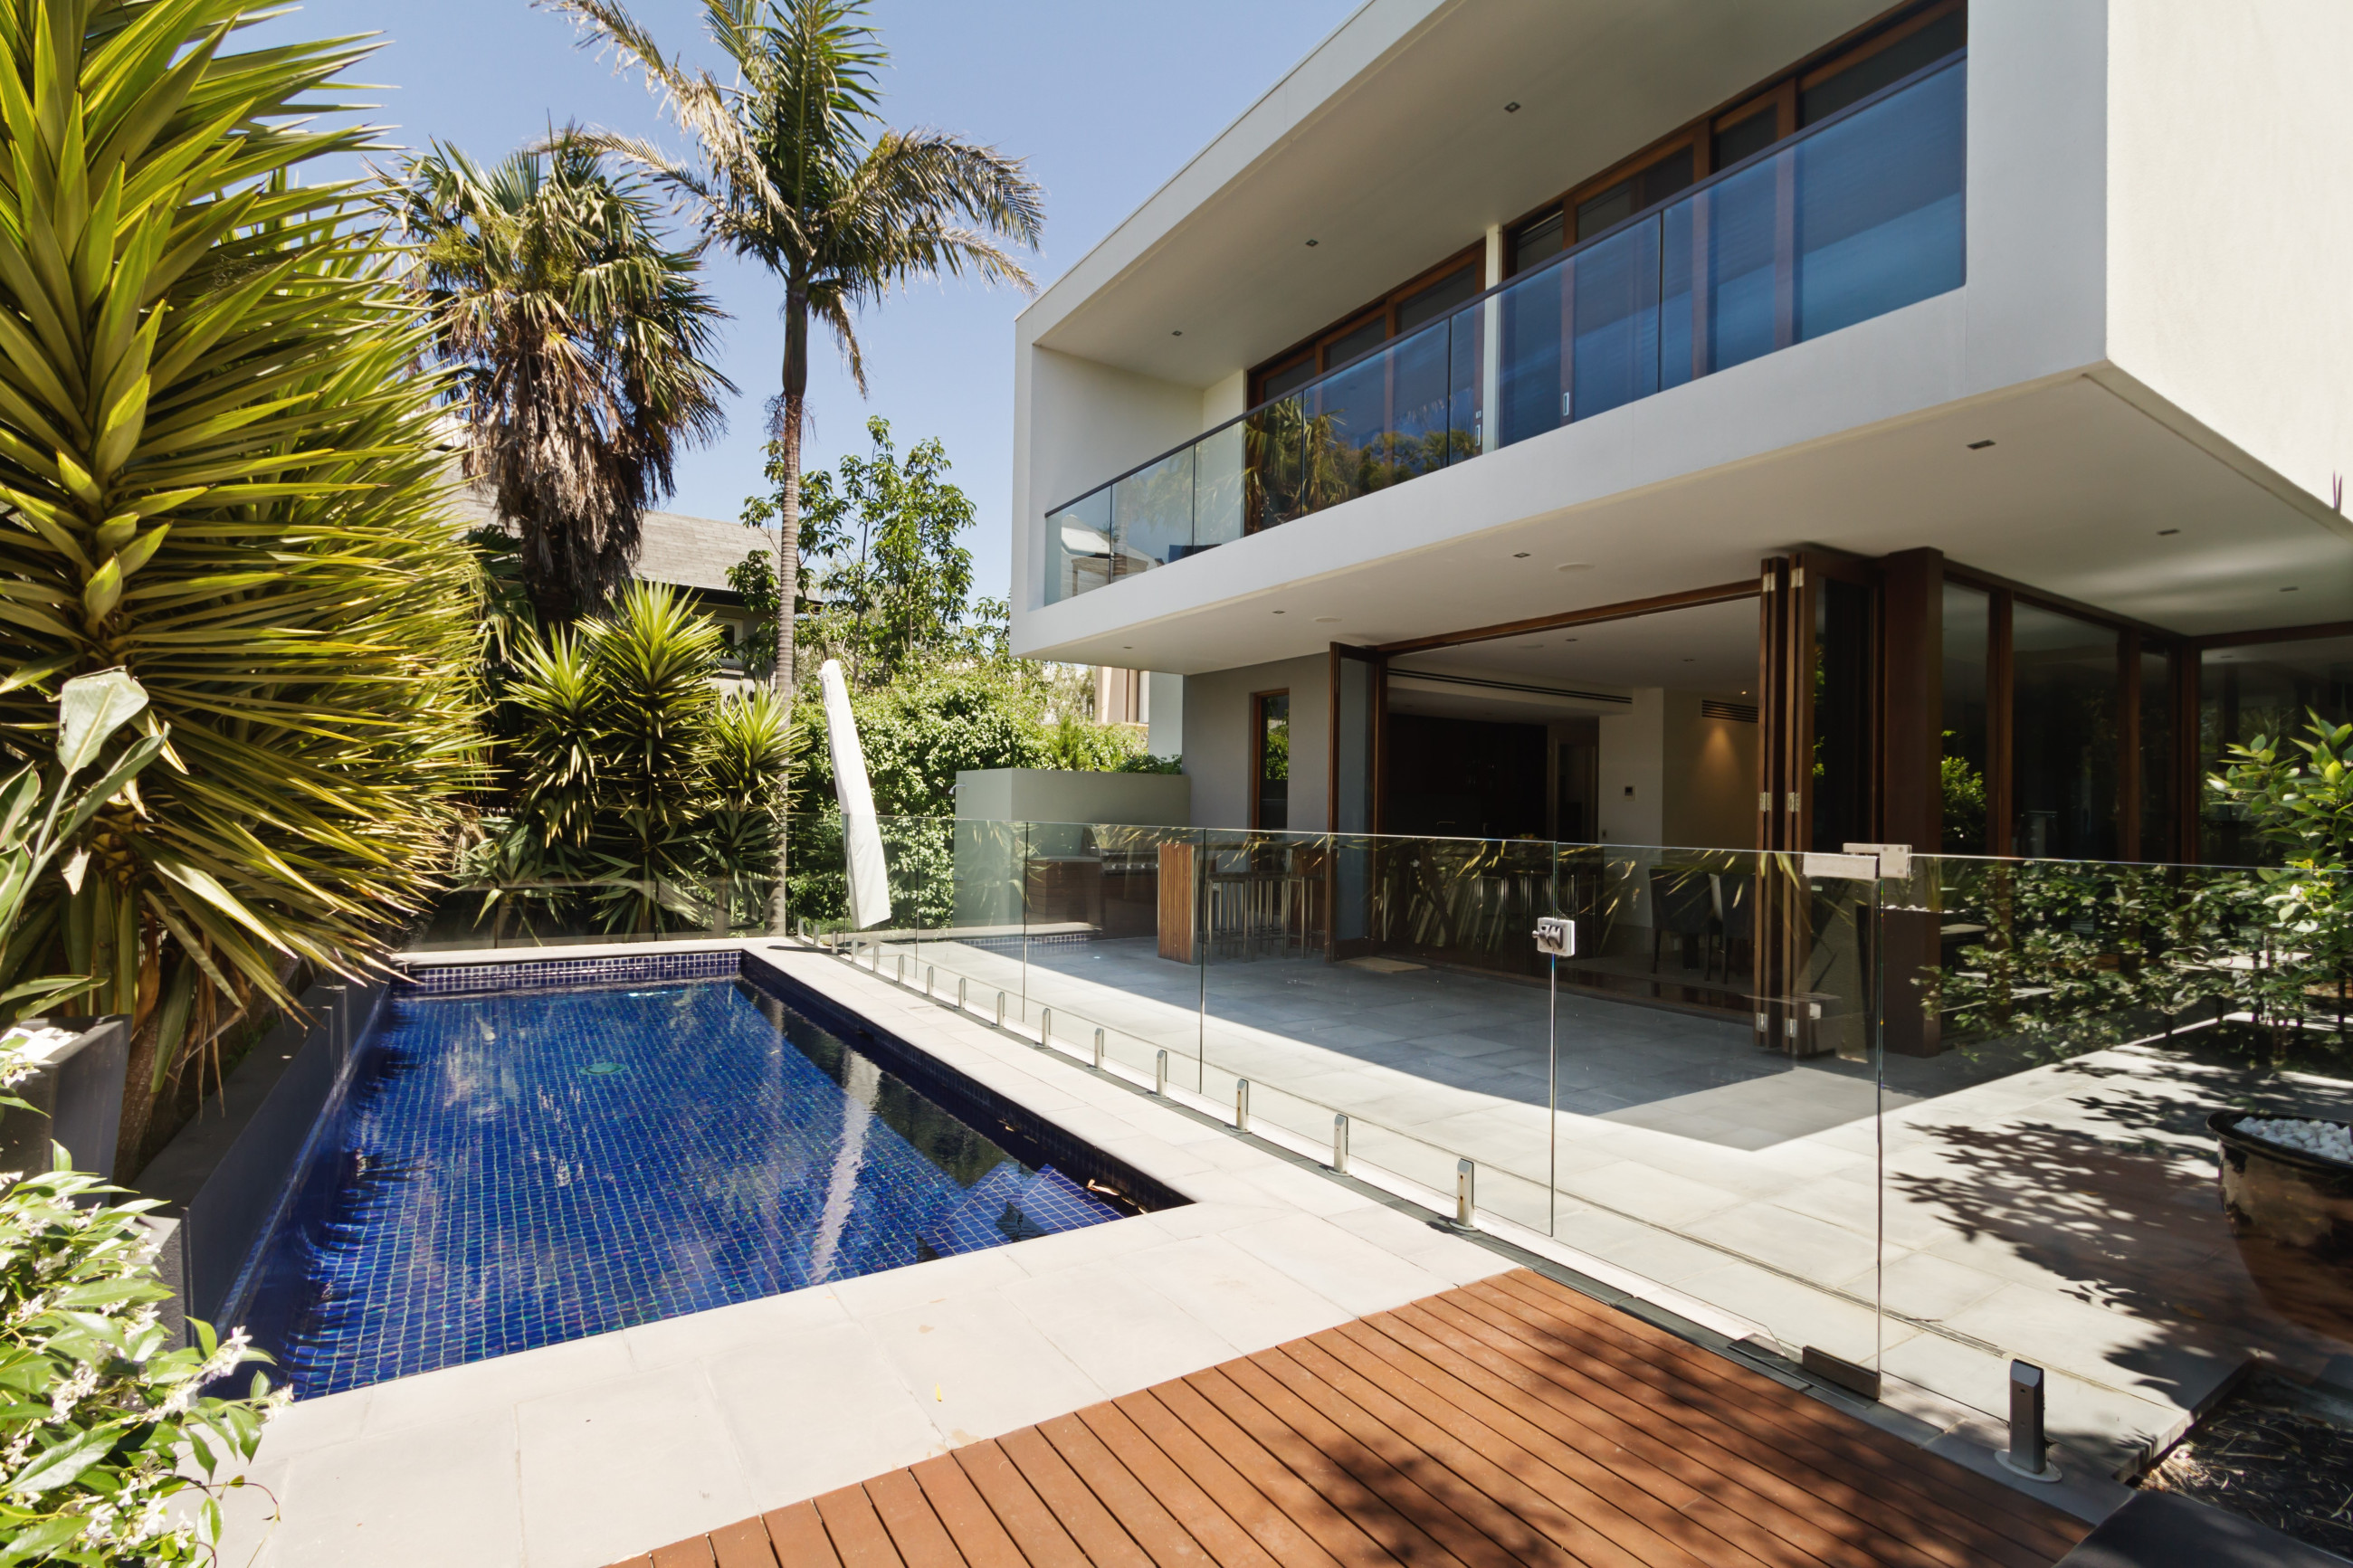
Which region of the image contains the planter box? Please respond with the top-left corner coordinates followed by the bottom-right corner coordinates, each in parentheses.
top-left (2210, 1109), bottom-right (2353, 1343)
top-left (0, 1015), bottom-right (130, 1180)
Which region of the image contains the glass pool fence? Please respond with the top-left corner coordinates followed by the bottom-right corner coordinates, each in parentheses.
top-left (416, 816), bottom-right (2353, 1478)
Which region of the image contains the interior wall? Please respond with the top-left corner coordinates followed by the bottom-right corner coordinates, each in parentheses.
top-left (1178, 655), bottom-right (1331, 832)
top-left (1661, 692), bottom-right (1760, 850)
top-left (1596, 689), bottom-right (1666, 847)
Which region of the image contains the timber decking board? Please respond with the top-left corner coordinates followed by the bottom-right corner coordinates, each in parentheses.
top-left (609, 1269), bottom-right (2091, 1568)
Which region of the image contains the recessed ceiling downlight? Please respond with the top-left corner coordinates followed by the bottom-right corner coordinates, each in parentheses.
top-left (1314, 615), bottom-right (1340, 623)
top-left (1557, 561), bottom-right (1595, 573)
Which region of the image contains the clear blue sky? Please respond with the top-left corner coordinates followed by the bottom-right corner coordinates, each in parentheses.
top-left (260, 0), bottom-right (1362, 601)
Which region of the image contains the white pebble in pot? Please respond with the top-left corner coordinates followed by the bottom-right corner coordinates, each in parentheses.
top-left (2241, 1117), bottom-right (2353, 1164)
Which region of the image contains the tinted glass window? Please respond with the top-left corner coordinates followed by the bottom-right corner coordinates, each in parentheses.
top-left (1396, 264), bottom-right (1479, 334)
top-left (1575, 180), bottom-right (1635, 242)
top-left (2199, 634), bottom-right (2353, 864)
top-left (1259, 356), bottom-right (1315, 402)
top-left (1513, 211), bottom-right (1566, 272)
top-left (1322, 315), bottom-right (1387, 371)
top-left (1636, 145), bottom-right (1694, 208)
top-left (1577, 147), bottom-right (1694, 242)
top-left (1255, 694), bottom-right (1291, 831)
top-left (1712, 106), bottom-right (1778, 170)
top-left (1939, 582), bottom-right (1990, 853)
top-left (2011, 602), bottom-right (2118, 860)
top-left (1800, 10), bottom-right (1965, 125)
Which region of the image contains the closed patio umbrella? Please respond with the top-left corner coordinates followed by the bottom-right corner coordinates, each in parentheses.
top-left (820, 659), bottom-right (893, 930)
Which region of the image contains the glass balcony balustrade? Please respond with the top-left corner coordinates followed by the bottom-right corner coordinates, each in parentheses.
top-left (1042, 52), bottom-right (1966, 606)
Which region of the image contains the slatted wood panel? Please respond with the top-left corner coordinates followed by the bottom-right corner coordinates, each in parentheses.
top-left (611, 1269), bottom-right (2090, 1568)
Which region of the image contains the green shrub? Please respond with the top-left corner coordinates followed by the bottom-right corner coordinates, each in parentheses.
top-left (0, 1122), bottom-right (280, 1564)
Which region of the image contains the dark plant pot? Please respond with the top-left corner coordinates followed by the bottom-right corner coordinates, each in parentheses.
top-left (2211, 1109), bottom-right (2353, 1345)
top-left (0, 1016), bottom-right (131, 1181)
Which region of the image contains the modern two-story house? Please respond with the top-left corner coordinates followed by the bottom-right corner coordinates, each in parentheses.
top-left (1013, 0), bottom-right (2353, 881)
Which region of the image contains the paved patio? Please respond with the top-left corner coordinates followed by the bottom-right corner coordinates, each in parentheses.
top-left (876, 931), bottom-right (2353, 1474)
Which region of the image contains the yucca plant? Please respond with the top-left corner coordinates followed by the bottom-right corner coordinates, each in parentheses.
top-left (496, 583), bottom-right (795, 935)
top-left (0, 2), bottom-right (481, 1165)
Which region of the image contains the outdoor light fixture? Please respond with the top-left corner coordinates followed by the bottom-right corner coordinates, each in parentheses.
top-left (1305, 238), bottom-right (1319, 247)
top-left (1558, 561), bottom-right (1594, 572)
top-left (1170, 329), bottom-right (1182, 337)
top-left (1504, 101), bottom-right (1520, 112)
top-left (1314, 615), bottom-right (1340, 623)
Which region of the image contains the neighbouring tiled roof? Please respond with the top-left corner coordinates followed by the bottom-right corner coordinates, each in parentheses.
top-left (446, 484), bottom-right (772, 601)
top-left (635, 510), bottom-right (773, 597)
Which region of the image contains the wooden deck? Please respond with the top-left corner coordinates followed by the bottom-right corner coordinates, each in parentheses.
top-left (614, 1269), bottom-right (2091, 1568)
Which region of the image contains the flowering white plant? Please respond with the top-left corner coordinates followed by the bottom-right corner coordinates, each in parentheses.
top-left (0, 1034), bottom-right (286, 1563)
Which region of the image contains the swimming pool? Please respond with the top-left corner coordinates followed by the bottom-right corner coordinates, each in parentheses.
top-left (237, 959), bottom-right (1160, 1397)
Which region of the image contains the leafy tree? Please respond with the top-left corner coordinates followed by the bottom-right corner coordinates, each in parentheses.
top-left (545, 0), bottom-right (1045, 930)
top-left (0, 0), bottom-right (482, 1167)
top-left (385, 136), bottom-right (731, 622)
top-left (741, 417), bottom-right (983, 687)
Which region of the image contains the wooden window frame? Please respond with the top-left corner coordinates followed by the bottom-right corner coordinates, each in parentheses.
top-left (1250, 689), bottom-right (1292, 832)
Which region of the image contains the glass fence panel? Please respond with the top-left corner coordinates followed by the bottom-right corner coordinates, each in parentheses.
top-left (1194, 421), bottom-right (1247, 553)
top-left (1885, 851), bottom-right (2353, 1467)
top-left (810, 820), bottom-right (1922, 1388)
top-left (1683, 147), bottom-right (1787, 376)
top-left (1523, 848), bottom-right (1887, 1369)
top-left (1043, 489), bottom-right (1112, 606)
top-left (1000, 821), bottom-right (1207, 1083)
top-left (1244, 392), bottom-right (1310, 531)
top-left (1569, 218), bottom-right (1664, 423)
top-left (1110, 444), bottom-right (1195, 583)
top-left (1794, 56), bottom-right (1965, 343)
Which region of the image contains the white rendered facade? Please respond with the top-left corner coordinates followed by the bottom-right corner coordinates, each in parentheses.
top-left (1008, 0), bottom-right (2353, 841)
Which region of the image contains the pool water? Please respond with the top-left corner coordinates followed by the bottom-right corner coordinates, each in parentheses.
top-left (239, 976), bottom-right (1126, 1396)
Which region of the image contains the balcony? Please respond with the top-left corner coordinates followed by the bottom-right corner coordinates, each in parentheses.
top-left (1043, 52), bottom-right (1966, 606)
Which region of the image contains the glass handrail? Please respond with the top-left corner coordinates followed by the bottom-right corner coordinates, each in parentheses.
top-left (1043, 50), bottom-right (1967, 606)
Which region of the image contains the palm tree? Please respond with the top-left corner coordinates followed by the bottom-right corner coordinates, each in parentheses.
top-left (0, 0), bottom-right (482, 1166)
top-left (545, 0), bottom-right (1044, 929)
top-left (385, 137), bottom-right (733, 622)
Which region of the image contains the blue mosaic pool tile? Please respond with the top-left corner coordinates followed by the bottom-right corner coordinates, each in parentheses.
top-left (239, 974), bottom-right (1124, 1398)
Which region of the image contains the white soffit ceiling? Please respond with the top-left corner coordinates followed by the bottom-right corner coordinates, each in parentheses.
top-left (1030, 0), bottom-right (1891, 385)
